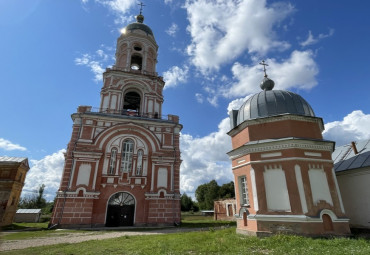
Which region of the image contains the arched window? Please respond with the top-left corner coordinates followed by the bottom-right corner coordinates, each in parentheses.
top-left (123, 92), bottom-right (141, 115)
top-left (136, 149), bottom-right (143, 176)
top-left (121, 139), bottom-right (134, 172)
top-left (109, 148), bottom-right (117, 175)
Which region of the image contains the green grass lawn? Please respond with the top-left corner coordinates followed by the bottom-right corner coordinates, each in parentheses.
top-left (2, 227), bottom-right (370, 255)
top-left (180, 212), bottom-right (236, 228)
top-left (1, 222), bottom-right (49, 230)
top-left (1, 222), bottom-right (91, 241)
top-left (2, 215), bottom-right (370, 254)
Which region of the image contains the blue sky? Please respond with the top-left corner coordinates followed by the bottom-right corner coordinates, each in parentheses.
top-left (1, 0), bottom-right (370, 200)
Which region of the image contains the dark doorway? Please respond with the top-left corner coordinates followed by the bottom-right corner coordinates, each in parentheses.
top-left (322, 214), bottom-right (334, 232)
top-left (106, 192), bottom-right (135, 227)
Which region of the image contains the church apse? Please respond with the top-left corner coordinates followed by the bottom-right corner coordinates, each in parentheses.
top-left (227, 61), bottom-right (350, 237)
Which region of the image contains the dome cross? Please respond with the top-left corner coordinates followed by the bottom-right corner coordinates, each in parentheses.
top-left (259, 60), bottom-right (269, 77)
top-left (259, 60), bottom-right (275, 91)
top-left (138, 2), bottom-right (146, 15)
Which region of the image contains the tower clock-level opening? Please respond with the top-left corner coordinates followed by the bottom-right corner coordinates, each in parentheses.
top-left (106, 192), bottom-right (135, 227)
top-left (123, 92), bottom-right (141, 115)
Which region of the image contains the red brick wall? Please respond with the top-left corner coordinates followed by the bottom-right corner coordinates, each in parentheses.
top-left (51, 197), bottom-right (94, 227)
top-left (147, 199), bottom-right (180, 224)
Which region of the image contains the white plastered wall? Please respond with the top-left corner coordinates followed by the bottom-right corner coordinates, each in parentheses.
top-left (336, 167), bottom-right (370, 228)
top-left (308, 165), bottom-right (333, 206)
top-left (264, 165), bottom-right (291, 212)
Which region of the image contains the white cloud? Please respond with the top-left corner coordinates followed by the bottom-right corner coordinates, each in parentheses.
top-left (224, 50), bottom-right (318, 98)
top-left (323, 110), bottom-right (370, 146)
top-left (227, 95), bottom-right (251, 113)
top-left (180, 108), bottom-right (235, 197)
top-left (0, 138), bottom-right (27, 151)
top-left (93, 0), bottom-right (137, 24)
top-left (164, 0), bottom-right (173, 4)
top-left (75, 46), bottom-right (114, 82)
top-left (195, 93), bottom-right (204, 103)
top-left (96, 0), bottom-right (136, 15)
top-left (300, 28), bottom-right (334, 47)
top-left (22, 149), bottom-right (66, 201)
top-left (166, 23), bottom-right (179, 37)
top-left (75, 54), bottom-right (105, 81)
top-left (163, 65), bottom-right (189, 89)
top-left (184, 0), bottom-right (294, 73)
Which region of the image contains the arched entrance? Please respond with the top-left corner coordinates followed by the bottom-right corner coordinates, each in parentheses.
top-left (106, 192), bottom-right (135, 227)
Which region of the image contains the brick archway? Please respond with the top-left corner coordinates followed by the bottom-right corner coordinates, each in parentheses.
top-left (105, 192), bottom-right (135, 227)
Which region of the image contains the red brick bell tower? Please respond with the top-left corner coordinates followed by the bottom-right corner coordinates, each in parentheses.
top-left (51, 11), bottom-right (182, 228)
top-left (227, 61), bottom-right (350, 236)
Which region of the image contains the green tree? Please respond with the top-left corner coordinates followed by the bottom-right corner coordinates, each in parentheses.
top-left (218, 181), bottom-right (235, 199)
top-left (18, 184), bottom-right (47, 209)
top-left (181, 193), bottom-right (198, 212)
top-left (195, 180), bottom-right (236, 210)
top-left (195, 183), bottom-right (208, 210)
top-left (195, 180), bottom-right (220, 210)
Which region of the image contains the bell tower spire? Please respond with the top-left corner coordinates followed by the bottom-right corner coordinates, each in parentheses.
top-left (98, 7), bottom-right (162, 118)
top-left (51, 8), bottom-right (182, 229)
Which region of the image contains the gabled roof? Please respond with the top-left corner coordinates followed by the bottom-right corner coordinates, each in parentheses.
top-left (16, 209), bottom-right (42, 214)
top-left (333, 140), bottom-right (370, 172)
top-left (0, 156), bottom-right (29, 168)
top-left (0, 156), bottom-right (27, 163)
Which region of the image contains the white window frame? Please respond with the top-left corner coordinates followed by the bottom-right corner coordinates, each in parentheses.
top-left (121, 139), bottom-right (134, 172)
top-left (239, 176), bottom-right (250, 206)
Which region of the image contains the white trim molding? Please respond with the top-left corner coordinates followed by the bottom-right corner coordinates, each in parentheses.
top-left (304, 152), bottom-right (322, 157)
top-left (261, 152), bottom-right (282, 158)
top-left (247, 213), bottom-right (349, 223)
top-left (295, 164), bottom-right (308, 213)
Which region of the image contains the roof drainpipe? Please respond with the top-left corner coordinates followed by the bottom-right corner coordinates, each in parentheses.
top-left (351, 141), bottom-right (358, 155)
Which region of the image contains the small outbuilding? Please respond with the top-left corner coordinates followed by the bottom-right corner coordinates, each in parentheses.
top-left (14, 209), bottom-right (42, 223)
top-left (333, 140), bottom-right (370, 229)
top-left (214, 198), bottom-right (236, 221)
top-left (0, 157), bottom-right (29, 226)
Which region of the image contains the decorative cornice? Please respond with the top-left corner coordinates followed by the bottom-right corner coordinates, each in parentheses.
top-left (232, 157), bottom-right (333, 170)
top-left (73, 151), bottom-right (103, 160)
top-left (228, 138), bottom-right (334, 160)
top-left (145, 192), bottom-right (180, 200)
top-left (56, 190), bottom-right (100, 199)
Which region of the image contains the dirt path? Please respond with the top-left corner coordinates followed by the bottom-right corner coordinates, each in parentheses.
top-left (0, 228), bottom-right (204, 252)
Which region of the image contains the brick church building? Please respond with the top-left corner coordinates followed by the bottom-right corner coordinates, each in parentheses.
top-left (228, 62), bottom-right (350, 236)
top-left (50, 12), bottom-right (182, 228)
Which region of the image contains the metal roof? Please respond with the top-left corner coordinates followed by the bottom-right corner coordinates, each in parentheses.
top-left (16, 209), bottom-right (42, 214)
top-left (333, 140), bottom-right (370, 172)
top-left (0, 156), bottom-right (27, 163)
top-left (236, 90), bottom-right (315, 125)
top-left (125, 22), bottom-right (154, 36)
